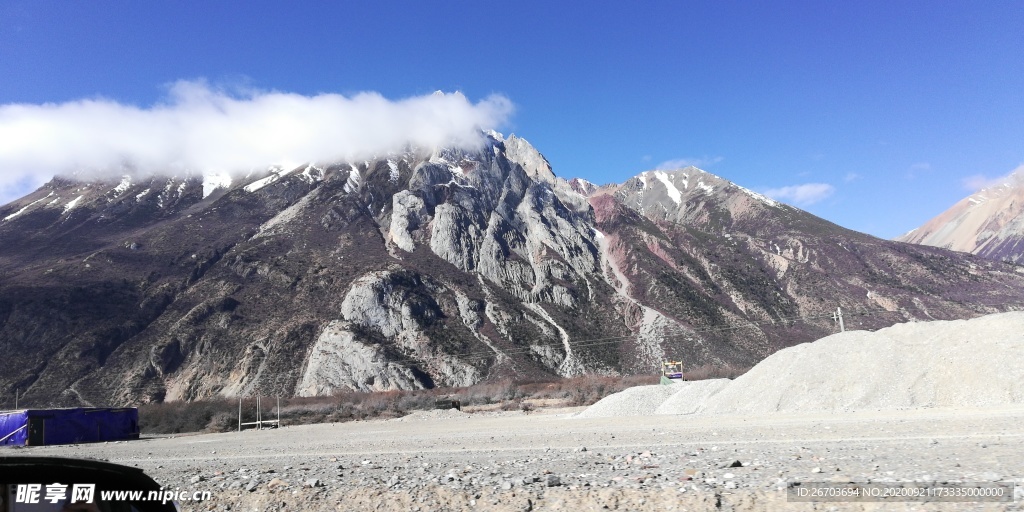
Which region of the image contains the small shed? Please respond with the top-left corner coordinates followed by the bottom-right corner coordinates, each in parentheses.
top-left (0, 408), bottom-right (139, 446)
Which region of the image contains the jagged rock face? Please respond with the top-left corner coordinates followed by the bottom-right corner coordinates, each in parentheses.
top-left (297, 320), bottom-right (426, 396)
top-left (2, 135), bottom-right (1024, 407)
top-left (897, 168), bottom-right (1024, 263)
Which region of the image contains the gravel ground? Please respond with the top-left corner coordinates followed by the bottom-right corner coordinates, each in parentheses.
top-left (6, 405), bottom-right (1023, 511)
top-left (6, 314), bottom-right (1022, 511)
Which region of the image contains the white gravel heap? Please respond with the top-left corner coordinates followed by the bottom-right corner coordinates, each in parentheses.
top-left (575, 384), bottom-right (681, 418)
top-left (653, 379), bottom-right (730, 415)
top-left (582, 311), bottom-right (1024, 418)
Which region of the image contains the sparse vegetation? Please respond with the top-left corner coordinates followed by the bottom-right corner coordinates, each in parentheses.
top-left (682, 363), bottom-right (749, 381)
top-left (138, 374), bottom-right (665, 435)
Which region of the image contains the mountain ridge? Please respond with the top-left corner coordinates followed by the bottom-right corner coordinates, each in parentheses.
top-left (897, 167), bottom-right (1024, 263)
top-left (2, 133), bottom-right (1022, 407)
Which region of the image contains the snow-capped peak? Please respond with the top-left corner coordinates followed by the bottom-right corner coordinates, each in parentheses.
top-left (112, 175), bottom-right (132, 196)
top-left (203, 171), bottom-right (233, 198)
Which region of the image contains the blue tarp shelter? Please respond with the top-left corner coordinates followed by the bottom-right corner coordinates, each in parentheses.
top-left (0, 408), bottom-right (139, 446)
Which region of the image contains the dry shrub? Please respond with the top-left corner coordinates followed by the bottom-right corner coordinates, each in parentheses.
top-left (499, 398), bottom-right (522, 411)
top-left (138, 372), bottom-right (671, 434)
top-left (140, 399), bottom-right (237, 434)
top-left (279, 401), bottom-right (333, 416)
top-left (205, 411), bottom-right (237, 433)
top-left (683, 363), bottom-right (751, 381)
top-left (396, 392), bottom-right (435, 412)
top-left (532, 374), bottom-right (661, 406)
top-left (454, 379), bottom-right (519, 405)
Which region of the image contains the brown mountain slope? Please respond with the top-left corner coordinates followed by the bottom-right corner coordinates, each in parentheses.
top-left (1, 136), bottom-right (1022, 407)
top-left (898, 167), bottom-right (1024, 263)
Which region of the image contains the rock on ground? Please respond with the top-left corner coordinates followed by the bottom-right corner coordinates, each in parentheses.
top-left (8, 403), bottom-right (1024, 511)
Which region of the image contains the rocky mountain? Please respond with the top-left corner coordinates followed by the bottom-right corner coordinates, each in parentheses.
top-left (2, 133), bottom-right (1024, 407)
top-left (897, 168), bottom-right (1024, 263)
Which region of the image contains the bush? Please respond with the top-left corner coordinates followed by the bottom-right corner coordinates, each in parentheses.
top-left (140, 400), bottom-right (236, 434)
top-left (138, 372), bottom-right (668, 434)
top-left (499, 398), bottom-right (522, 411)
top-left (205, 411), bottom-right (237, 433)
top-left (683, 363), bottom-right (750, 381)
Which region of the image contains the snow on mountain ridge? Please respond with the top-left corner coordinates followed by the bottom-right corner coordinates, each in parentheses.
top-left (652, 171), bottom-right (683, 204)
top-left (2, 134), bottom-right (1024, 406)
top-left (112, 176), bottom-right (132, 196)
top-left (202, 171), bottom-right (232, 198)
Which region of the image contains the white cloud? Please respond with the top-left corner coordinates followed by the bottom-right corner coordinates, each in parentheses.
top-left (962, 164), bottom-right (1024, 191)
top-left (762, 183), bottom-right (835, 206)
top-left (656, 156), bottom-right (723, 170)
top-left (0, 80), bottom-right (513, 196)
top-left (844, 172), bottom-right (862, 183)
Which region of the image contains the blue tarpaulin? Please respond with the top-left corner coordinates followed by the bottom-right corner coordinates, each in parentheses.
top-left (0, 408), bottom-right (139, 446)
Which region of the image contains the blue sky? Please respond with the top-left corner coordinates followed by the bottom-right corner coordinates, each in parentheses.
top-left (1, 1), bottom-right (1021, 239)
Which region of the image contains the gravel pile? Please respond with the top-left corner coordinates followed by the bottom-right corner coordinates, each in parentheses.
top-left (584, 311), bottom-right (1024, 418)
top-left (653, 379), bottom-right (729, 415)
top-left (700, 311), bottom-right (1024, 416)
top-left (392, 409), bottom-right (467, 421)
top-left (575, 384), bottom-right (681, 418)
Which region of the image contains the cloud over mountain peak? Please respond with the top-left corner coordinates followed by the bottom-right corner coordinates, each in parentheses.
top-left (0, 80), bottom-right (513, 190)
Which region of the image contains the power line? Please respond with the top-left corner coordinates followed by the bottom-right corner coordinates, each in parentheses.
top-left (296, 306), bottom-right (894, 367)
top-left (10, 305), bottom-right (1014, 402)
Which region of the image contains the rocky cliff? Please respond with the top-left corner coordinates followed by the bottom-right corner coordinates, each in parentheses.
top-left (2, 133), bottom-right (1023, 406)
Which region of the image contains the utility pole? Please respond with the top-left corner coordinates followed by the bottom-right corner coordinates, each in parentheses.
top-left (834, 307), bottom-right (845, 332)
top-left (14, 388), bottom-right (18, 410)
top-left (238, 398), bottom-right (242, 432)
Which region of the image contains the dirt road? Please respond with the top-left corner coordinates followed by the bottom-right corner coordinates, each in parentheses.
top-left (8, 406), bottom-right (1024, 511)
